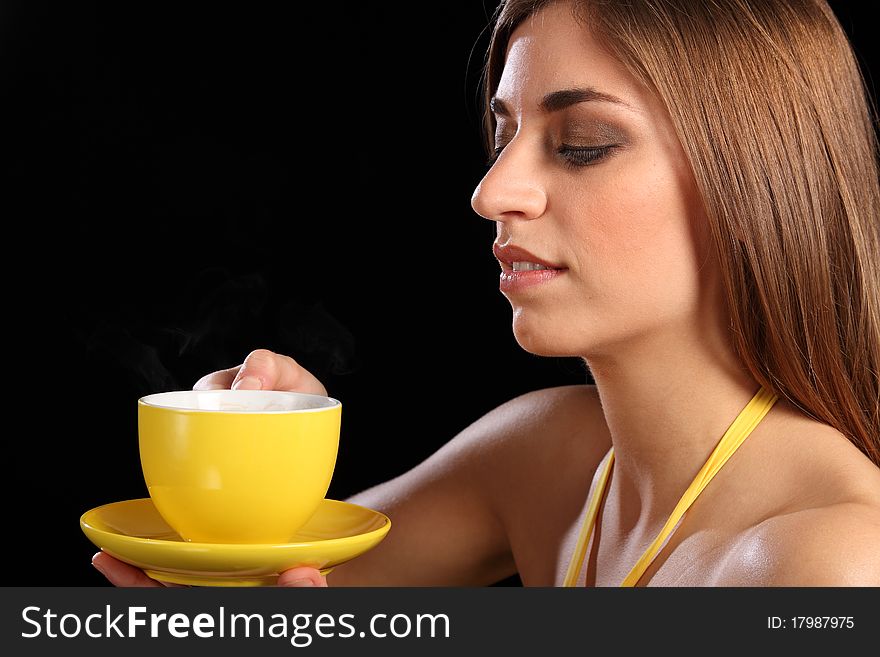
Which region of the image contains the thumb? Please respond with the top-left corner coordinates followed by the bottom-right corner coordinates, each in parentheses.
top-left (277, 567), bottom-right (328, 588)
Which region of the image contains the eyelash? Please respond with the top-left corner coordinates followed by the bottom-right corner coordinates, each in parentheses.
top-left (486, 143), bottom-right (615, 169)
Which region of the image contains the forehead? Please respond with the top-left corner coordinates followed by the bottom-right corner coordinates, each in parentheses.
top-left (496, 2), bottom-right (645, 114)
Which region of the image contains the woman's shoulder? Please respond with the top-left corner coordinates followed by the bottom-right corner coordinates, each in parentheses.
top-left (451, 383), bottom-right (611, 514)
top-left (715, 408), bottom-right (880, 586)
top-left (476, 384), bottom-right (613, 584)
top-left (718, 499), bottom-right (880, 586)
top-left (509, 383), bottom-right (611, 468)
top-left (477, 383), bottom-right (610, 459)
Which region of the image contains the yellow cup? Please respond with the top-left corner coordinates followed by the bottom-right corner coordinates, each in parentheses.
top-left (138, 389), bottom-right (341, 544)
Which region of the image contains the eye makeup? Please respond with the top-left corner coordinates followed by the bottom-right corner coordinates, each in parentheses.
top-left (554, 119), bottom-right (627, 169)
top-left (488, 113), bottom-right (630, 168)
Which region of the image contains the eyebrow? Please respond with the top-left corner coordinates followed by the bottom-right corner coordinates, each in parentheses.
top-left (490, 87), bottom-right (632, 117)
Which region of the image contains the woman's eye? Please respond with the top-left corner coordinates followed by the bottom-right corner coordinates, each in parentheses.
top-left (486, 143), bottom-right (616, 168)
top-left (558, 144), bottom-right (615, 168)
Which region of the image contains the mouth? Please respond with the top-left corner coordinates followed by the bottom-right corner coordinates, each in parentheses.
top-left (500, 261), bottom-right (565, 273)
top-left (492, 242), bottom-right (568, 294)
top-left (492, 242), bottom-right (567, 272)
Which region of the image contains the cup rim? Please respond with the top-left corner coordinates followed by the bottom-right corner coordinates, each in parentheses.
top-left (138, 389), bottom-right (341, 414)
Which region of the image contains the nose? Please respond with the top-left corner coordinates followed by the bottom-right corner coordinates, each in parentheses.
top-left (470, 141), bottom-right (547, 224)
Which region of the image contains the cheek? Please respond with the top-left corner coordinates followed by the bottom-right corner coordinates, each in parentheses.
top-left (567, 159), bottom-right (706, 304)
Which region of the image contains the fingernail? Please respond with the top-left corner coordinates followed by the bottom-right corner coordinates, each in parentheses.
top-left (232, 376), bottom-right (262, 391)
top-left (91, 553), bottom-right (107, 575)
top-left (285, 578), bottom-right (315, 587)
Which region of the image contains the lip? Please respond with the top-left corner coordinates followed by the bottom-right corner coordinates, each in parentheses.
top-left (499, 268), bottom-right (566, 293)
top-left (493, 243), bottom-right (568, 293)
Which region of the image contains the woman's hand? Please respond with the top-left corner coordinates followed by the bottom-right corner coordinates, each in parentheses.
top-left (91, 348), bottom-right (331, 587)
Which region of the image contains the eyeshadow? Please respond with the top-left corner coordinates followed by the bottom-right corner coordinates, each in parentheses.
top-left (562, 121), bottom-right (627, 144)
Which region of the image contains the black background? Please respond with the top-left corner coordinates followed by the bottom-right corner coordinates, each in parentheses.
top-left (4, 1), bottom-right (875, 586)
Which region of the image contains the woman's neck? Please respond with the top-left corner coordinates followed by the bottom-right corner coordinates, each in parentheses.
top-left (584, 326), bottom-right (764, 537)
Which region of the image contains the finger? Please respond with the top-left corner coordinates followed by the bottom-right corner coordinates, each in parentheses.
top-left (231, 349), bottom-right (328, 396)
top-left (92, 552), bottom-right (181, 588)
top-left (277, 567), bottom-right (328, 587)
top-left (193, 365), bottom-right (242, 391)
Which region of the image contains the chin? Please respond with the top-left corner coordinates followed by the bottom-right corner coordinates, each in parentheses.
top-left (511, 316), bottom-right (579, 357)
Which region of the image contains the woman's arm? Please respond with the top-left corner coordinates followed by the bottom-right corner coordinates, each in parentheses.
top-left (324, 407), bottom-right (521, 587)
top-left (324, 383), bottom-right (609, 586)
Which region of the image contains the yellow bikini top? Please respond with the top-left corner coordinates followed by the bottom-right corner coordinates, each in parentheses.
top-left (562, 385), bottom-right (778, 587)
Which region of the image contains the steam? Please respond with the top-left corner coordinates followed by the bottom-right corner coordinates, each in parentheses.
top-left (76, 267), bottom-right (359, 395)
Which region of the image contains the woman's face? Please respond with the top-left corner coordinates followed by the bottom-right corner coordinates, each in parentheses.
top-left (471, 1), bottom-right (718, 360)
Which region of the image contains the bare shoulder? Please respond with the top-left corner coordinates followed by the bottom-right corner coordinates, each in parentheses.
top-left (475, 384), bottom-right (610, 486)
top-left (474, 384), bottom-right (612, 584)
top-left (715, 426), bottom-right (880, 587)
top-left (410, 383), bottom-right (605, 477)
top-left (329, 384), bottom-right (608, 585)
top-left (732, 502), bottom-right (880, 586)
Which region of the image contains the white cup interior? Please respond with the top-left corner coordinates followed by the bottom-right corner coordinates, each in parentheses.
top-left (139, 390), bottom-right (340, 413)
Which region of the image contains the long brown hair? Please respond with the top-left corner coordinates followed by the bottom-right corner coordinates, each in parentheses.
top-left (482, 0), bottom-right (880, 467)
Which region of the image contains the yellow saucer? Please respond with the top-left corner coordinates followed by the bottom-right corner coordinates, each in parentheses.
top-left (81, 498), bottom-right (391, 586)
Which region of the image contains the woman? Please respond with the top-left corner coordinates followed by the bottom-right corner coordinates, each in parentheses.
top-left (93, 0), bottom-right (880, 587)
